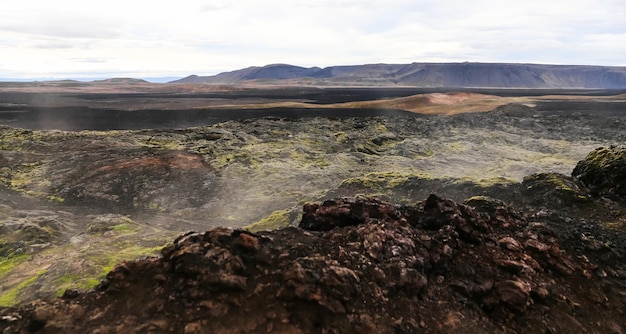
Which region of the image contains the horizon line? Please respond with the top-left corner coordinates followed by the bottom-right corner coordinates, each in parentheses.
top-left (3, 61), bottom-right (626, 83)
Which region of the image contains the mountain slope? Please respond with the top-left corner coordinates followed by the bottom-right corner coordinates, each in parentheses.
top-left (171, 62), bottom-right (626, 88)
top-left (175, 64), bottom-right (324, 84)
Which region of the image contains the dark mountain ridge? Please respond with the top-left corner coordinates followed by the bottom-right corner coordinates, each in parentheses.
top-left (171, 62), bottom-right (626, 88)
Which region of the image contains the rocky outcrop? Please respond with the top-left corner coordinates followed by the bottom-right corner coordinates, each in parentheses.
top-left (521, 173), bottom-right (593, 207)
top-left (0, 212), bottom-right (63, 257)
top-left (53, 149), bottom-right (216, 212)
top-left (491, 103), bottom-right (537, 117)
top-left (573, 146), bottom-right (626, 201)
top-left (1, 195), bottom-right (624, 333)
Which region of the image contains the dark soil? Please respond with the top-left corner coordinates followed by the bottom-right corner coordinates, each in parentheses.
top-left (1, 88), bottom-right (625, 130)
top-left (534, 100), bottom-right (626, 116)
top-left (0, 105), bottom-right (416, 131)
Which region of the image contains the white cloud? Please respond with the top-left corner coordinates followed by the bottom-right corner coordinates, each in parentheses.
top-left (0, 0), bottom-right (624, 79)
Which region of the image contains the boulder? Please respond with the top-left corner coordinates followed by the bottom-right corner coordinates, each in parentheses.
top-left (572, 146), bottom-right (626, 201)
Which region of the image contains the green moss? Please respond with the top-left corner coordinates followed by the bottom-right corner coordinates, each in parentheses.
top-left (340, 172), bottom-right (429, 190)
top-left (456, 176), bottom-right (516, 187)
top-left (289, 150), bottom-right (331, 168)
top-left (464, 195), bottom-right (490, 202)
top-left (267, 129), bottom-right (292, 137)
top-left (463, 196), bottom-right (507, 212)
top-left (54, 274), bottom-right (101, 297)
top-left (213, 151), bottom-right (261, 168)
top-left (0, 130), bottom-right (31, 151)
top-left (374, 123), bottom-right (389, 132)
top-left (603, 221), bottom-right (625, 231)
top-left (111, 223), bottom-right (133, 233)
top-left (413, 148), bottom-right (435, 158)
top-left (573, 146), bottom-right (626, 199)
top-left (139, 137), bottom-right (184, 150)
top-left (586, 147), bottom-right (626, 168)
top-left (525, 173), bottom-right (575, 191)
top-left (79, 129), bottom-right (124, 137)
top-left (354, 142), bottom-right (381, 155)
top-left (300, 138), bottom-right (326, 147)
top-left (40, 225), bottom-right (57, 235)
top-left (87, 219), bottom-right (135, 234)
top-left (0, 167), bottom-right (11, 187)
top-left (523, 173), bottom-right (591, 203)
top-left (0, 162), bottom-right (51, 199)
top-left (334, 132), bottom-right (349, 143)
top-left (46, 195), bottom-right (65, 203)
top-left (96, 243), bottom-right (167, 276)
top-left (0, 255), bottom-right (30, 279)
top-left (447, 142), bottom-right (467, 151)
top-left (1, 222), bottom-right (57, 256)
top-left (0, 144), bottom-right (18, 151)
top-left (0, 129), bottom-right (53, 152)
top-left (147, 202), bottom-right (165, 211)
top-left (244, 209), bottom-right (291, 232)
top-left (15, 239), bottom-right (170, 299)
top-left (0, 269), bottom-right (46, 307)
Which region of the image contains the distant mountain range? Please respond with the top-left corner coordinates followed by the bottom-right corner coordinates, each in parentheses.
top-left (170, 62), bottom-right (626, 88)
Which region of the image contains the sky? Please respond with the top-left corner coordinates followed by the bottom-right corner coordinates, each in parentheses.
top-left (1, 0), bottom-right (625, 81)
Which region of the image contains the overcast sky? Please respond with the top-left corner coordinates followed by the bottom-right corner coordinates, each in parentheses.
top-left (1, 0), bottom-right (625, 81)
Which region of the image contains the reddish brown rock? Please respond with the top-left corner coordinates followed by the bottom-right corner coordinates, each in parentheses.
top-left (495, 280), bottom-right (532, 312)
top-left (1, 195), bottom-right (625, 333)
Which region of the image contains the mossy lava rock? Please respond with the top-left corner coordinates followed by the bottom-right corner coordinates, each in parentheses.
top-left (572, 146), bottom-right (626, 201)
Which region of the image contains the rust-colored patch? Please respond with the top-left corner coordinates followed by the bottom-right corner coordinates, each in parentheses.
top-left (426, 92), bottom-right (494, 105)
top-left (234, 233), bottom-right (259, 251)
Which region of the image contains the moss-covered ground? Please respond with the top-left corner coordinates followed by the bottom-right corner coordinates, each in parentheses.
top-left (0, 105), bottom-right (625, 305)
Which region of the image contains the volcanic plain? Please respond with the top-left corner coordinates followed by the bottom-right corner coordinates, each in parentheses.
top-left (0, 81), bottom-right (625, 332)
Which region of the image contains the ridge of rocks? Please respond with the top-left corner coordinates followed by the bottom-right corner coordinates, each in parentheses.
top-left (1, 192), bottom-right (625, 333)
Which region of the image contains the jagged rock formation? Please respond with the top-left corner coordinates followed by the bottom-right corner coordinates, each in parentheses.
top-left (171, 62), bottom-right (626, 88)
top-left (1, 193), bottom-right (625, 333)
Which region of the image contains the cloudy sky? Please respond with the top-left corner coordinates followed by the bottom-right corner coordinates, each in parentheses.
top-left (1, 0), bottom-right (625, 81)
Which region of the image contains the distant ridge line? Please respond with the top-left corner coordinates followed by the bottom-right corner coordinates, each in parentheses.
top-left (170, 62), bottom-right (626, 89)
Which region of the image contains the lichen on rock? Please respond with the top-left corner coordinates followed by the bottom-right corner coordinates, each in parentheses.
top-left (572, 146), bottom-right (626, 201)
